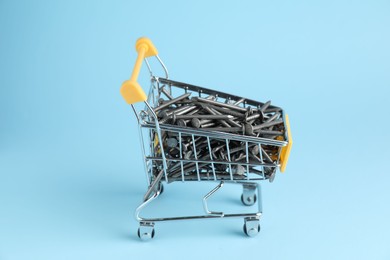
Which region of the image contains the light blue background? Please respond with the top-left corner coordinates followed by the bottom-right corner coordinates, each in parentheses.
top-left (1, 0), bottom-right (389, 259)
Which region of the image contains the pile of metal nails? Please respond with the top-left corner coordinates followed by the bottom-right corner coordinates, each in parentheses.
top-left (155, 89), bottom-right (284, 137)
top-left (152, 87), bottom-right (285, 180)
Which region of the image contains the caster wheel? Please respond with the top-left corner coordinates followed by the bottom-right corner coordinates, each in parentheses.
top-left (137, 225), bottom-right (155, 240)
top-left (241, 193), bottom-right (257, 206)
top-left (243, 221), bottom-right (260, 237)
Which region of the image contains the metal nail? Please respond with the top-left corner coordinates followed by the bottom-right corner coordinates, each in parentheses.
top-left (166, 113), bottom-right (233, 125)
top-left (154, 93), bottom-right (191, 112)
top-left (174, 114), bottom-right (234, 120)
top-left (208, 104), bottom-right (246, 118)
top-left (201, 122), bottom-right (216, 128)
top-left (264, 112), bottom-right (280, 123)
top-left (264, 107), bottom-right (282, 113)
top-left (166, 137), bottom-right (178, 148)
top-left (207, 106), bottom-right (242, 127)
top-left (193, 96), bottom-right (248, 112)
top-left (251, 145), bottom-right (259, 155)
top-left (160, 87), bottom-right (174, 100)
top-left (159, 104), bottom-right (198, 118)
top-left (233, 98), bottom-right (245, 106)
top-left (245, 113), bottom-right (263, 122)
top-left (232, 165), bottom-right (246, 175)
top-left (245, 119), bottom-right (283, 135)
top-left (191, 118), bottom-right (212, 128)
top-left (234, 153), bottom-right (246, 162)
top-left (176, 119), bottom-right (188, 127)
top-left (261, 146), bottom-right (273, 163)
top-left (186, 108), bottom-right (202, 116)
top-left (184, 150), bottom-right (193, 159)
top-left (259, 100), bottom-right (271, 112)
top-left (201, 104), bottom-right (231, 128)
top-left (253, 119), bottom-right (283, 130)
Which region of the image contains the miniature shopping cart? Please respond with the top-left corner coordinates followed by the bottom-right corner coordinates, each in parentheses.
top-left (120, 37), bottom-right (292, 240)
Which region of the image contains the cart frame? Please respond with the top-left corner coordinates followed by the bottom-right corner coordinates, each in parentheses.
top-left (120, 37), bottom-right (293, 240)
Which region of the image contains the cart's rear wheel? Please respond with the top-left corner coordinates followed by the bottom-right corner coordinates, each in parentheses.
top-left (241, 193), bottom-right (257, 206)
top-left (137, 223), bottom-right (155, 240)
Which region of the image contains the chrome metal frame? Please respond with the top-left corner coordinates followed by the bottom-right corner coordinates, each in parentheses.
top-left (130, 55), bottom-right (288, 239)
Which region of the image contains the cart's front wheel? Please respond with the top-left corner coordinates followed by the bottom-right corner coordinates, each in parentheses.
top-left (137, 223), bottom-right (155, 240)
top-left (243, 218), bottom-right (260, 237)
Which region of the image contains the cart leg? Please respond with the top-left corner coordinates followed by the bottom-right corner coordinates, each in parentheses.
top-left (241, 183), bottom-right (257, 206)
top-left (243, 217), bottom-right (260, 237)
top-left (138, 222), bottom-right (155, 240)
top-left (157, 182), bottom-right (164, 195)
top-left (150, 181), bottom-right (164, 197)
top-left (143, 169), bottom-right (165, 201)
top-left (203, 181), bottom-right (224, 216)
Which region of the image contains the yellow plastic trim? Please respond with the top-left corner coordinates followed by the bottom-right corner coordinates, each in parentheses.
top-left (135, 37), bottom-right (158, 58)
top-left (280, 114), bottom-right (293, 172)
top-left (120, 37), bottom-right (158, 104)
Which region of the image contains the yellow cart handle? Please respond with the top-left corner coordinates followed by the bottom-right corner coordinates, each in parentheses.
top-left (280, 114), bottom-right (293, 172)
top-left (120, 37), bottom-right (158, 104)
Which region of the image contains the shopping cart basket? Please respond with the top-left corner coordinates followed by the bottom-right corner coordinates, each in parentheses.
top-left (120, 37), bottom-right (293, 240)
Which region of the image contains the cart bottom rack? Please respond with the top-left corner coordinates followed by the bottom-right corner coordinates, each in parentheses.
top-left (136, 180), bottom-right (263, 240)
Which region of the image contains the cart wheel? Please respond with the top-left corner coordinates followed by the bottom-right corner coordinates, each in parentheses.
top-left (241, 193), bottom-right (257, 206)
top-left (243, 219), bottom-right (260, 237)
top-left (137, 224), bottom-right (155, 240)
